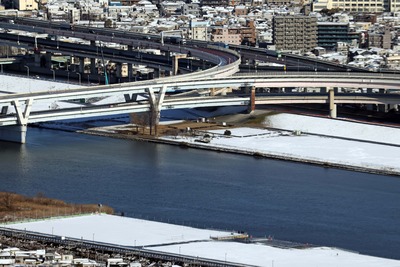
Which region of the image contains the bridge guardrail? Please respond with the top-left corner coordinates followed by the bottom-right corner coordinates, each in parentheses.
top-left (233, 71), bottom-right (400, 79)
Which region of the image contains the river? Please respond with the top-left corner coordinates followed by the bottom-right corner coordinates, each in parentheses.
top-left (0, 127), bottom-right (399, 260)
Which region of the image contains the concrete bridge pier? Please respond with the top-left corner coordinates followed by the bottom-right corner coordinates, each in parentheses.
top-left (90, 58), bottom-right (97, 74)
top-left (0, 125), bottom-right (27, 143)
top-left (127, 45), bottom-right (133, 52)
top-left (153, 68), bottom-right (160, 79)
top-left (79, 57), bottom-right (85, 73)
top-left (0, 99), bottom-right (33, 143)
top-left (147, 85), bottom-right (167, 136)
top-left (116, 63), bottom-right (122, 79)
top-left (329, 89), bottom-right (337, 118)
top-left (172, 54), bottom-right (187, 75)
top-left (128, 64), bottom-right (133, 81)
top-left (248, 86), bottom-right (255, 113)
top-left (378, 104), bottom-right (389, 113)
top-left (34, 53), bottom-right (41, 66)
top-left (35, 52), bottom-right (52, 68)
top-left (45, 52), bottom-right (52, 69)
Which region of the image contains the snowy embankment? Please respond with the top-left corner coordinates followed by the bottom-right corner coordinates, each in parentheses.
top-left (264, 113), bottom-right (400, 146)
top-left (154, 114), bottom-right (400, 176)
top-left (3, 214), bottom-right (400, 267)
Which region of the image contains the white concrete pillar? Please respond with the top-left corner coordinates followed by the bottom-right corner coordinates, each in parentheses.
top-left (147, 85), bottom-right (167, 136)
top-left (172, 56), bottom-right (178, 76)
top-left (0, 125), bottom-right (27, 143)
top-left (329, 89), bottom-right (337, 118)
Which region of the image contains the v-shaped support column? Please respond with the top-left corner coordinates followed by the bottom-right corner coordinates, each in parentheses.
top-left (13, 98), bottom-right (33, 125)
top-left (147, 85), bottom-right (167, 136)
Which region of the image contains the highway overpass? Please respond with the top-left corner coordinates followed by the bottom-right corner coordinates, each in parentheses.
top-left (0, 72), bottom-right (399, 143)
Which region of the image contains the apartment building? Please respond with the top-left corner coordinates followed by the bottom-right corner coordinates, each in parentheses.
top-left (200, 0), bottom-right (230, 6)
top-left (190, 20), bottom-right (209, 41)
top-left (182, 3), bottom-right (201, 17)
top-left (368, 28), bottom-right (391, 49)
top-left (273, 15), bottom-right (317, 52)
top-left (211, 27), bottom-right (242, 45)
top-left (14, 0), bottom-right (37, 10)
top-left (240, 20), bottom-right (256, 46)
top-left (313, 0), bottom-right (385, 12)
top-left (317, 22), bottom-right (359, 51)
top-left (389, 0), bottom-right (400, 11)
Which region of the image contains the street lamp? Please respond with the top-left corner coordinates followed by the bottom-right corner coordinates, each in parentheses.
top-left (24, 65), bottom-right (29, 77)
top-left (76, 72), bottom-right (81, 85)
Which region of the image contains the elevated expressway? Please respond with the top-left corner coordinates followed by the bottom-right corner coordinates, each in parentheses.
top-left (0, 17), bottom-right (399, 143)
top-left (0, 72), bottom-right (400, 143)
top-left (0, 20), bottom-right (240, 81)
top-left (0, 15), bottom-right (381, 73)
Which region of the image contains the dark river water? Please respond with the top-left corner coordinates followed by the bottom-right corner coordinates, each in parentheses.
top-left (0, 127), bottom-right (399, 260)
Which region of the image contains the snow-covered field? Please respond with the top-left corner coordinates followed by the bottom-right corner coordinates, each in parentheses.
top-left (0, 74), bottom-right (81, 94)
top-left (264, 113), bottom-right (400, 146)
top-left (154, 122), bottom-right (400, 175)
top-left (3, 214), bottom-right (400, 267)
top-left (0, 74), bottom-right (85, 114)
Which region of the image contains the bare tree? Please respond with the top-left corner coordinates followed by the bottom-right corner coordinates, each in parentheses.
top-left (130, 112), bottom-right (150, 134)
top-left (0, 192), bottom-right (15, 211)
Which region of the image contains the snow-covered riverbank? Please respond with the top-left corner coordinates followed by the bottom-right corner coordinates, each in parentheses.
top-left (83, 113), bottom-right (400, 176)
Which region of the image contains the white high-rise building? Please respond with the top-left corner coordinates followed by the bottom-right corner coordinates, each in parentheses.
top-left (313, 0), bottom-right (385, 12)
